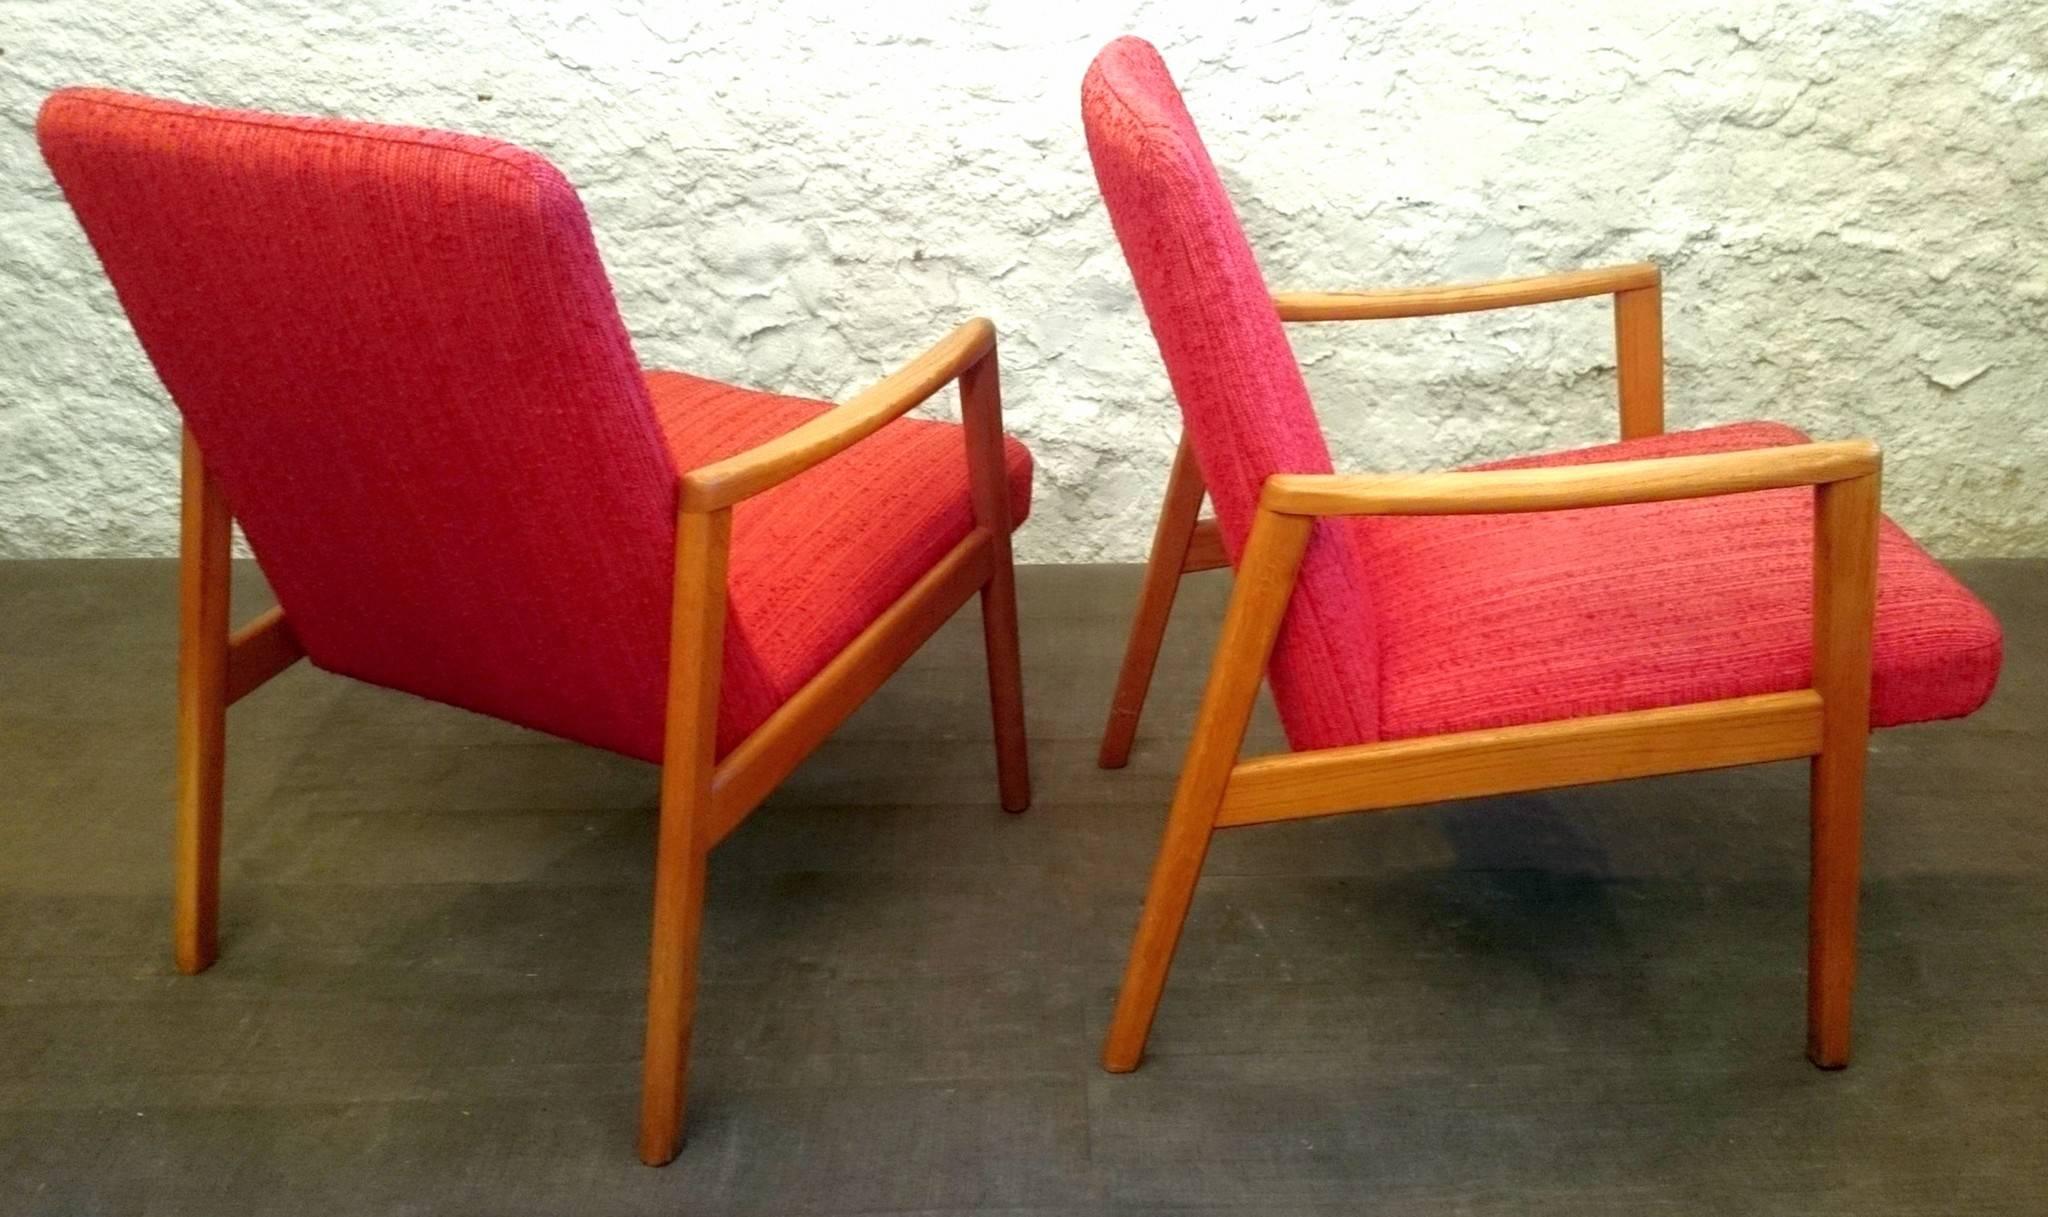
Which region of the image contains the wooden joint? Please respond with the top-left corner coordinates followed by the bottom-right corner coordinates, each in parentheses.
top-left (1182, 518), bottom-right (1228, 573)
top-left (225, 607), bottom-right (304, 704)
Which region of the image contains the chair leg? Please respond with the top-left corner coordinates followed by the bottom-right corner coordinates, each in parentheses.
top-left (639, 508), bottom-right (730, 1166)
top-left (960, 344), bottom-right (1031, 812)
top-left (638, 795), bottom-right (711, 1165)
top-left (1100, 436), bottom-right (1207, 770)
top-left (174, 428), bottom-right (231, 976)
top-left (979, 567), bottom-right (1031, 813)
top-left (1100, 757), bottom-right (1225, 1072)
top-left (1806, 472), bottom-right (1878, 1069)
top-left (1103, 507), bottom-right (1313, 1072)
top-left (1807, 740), bottom-right (1866, 1068)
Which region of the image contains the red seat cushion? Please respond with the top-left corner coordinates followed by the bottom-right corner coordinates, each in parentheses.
top-left (1356, 422), bottom-right (2002, 741)
top-left (645, 371), bottom-right (1034, 758)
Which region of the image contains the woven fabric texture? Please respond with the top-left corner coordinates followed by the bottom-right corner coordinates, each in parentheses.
top-left (38, 87), bottom-right (1030, 763)
top-left (1080, 39), bottom-right (2000, 749)
top-left (647, 371), bottom-right (1032, 756)
top-left (1082, 36), bottom-right (1382, 752)
top-left (1364, 422), bottom-right (2002, 739)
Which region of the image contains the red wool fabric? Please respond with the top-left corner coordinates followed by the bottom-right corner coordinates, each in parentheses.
top-left (647, 371), bottom-right (1032, 756)
top-left (1082, 37), bottom-right (1382, 752)
top-left (1081, 39), bottom-right (2000, 748)
top-left (1365, 423), bottom-right (2001, 739)
top-left (38, 88), bottom-right (1031, 763)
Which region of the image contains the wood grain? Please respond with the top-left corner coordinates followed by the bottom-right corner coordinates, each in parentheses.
top-left (1615, 280), bottom-right (1665, 439)
top-left (639, 506), bottom-right (730, 1166)
top-left (1216, 692), bottom-right (1824, 828)
top-left (960, 346), bottom-right (1030, 812)
top-left (1274, 263), bottom-right (1659, 322)
top-left (1102, 506), bottom-right (1314, 1072)
top-left (1262, 441), bottom-right (1880, 517)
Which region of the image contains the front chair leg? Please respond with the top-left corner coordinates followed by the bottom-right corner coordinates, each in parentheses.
top-left (175, 428), bottom-right (231, 975)
top-left (1103, 505), bottom-right (1312, 1072)
top-left (1807, 472), bottom-right (1878, 1068)
top-left (639, 507), bottom-right (730, 1166)
top-left (1100, 435), bottom-right (1208, 769)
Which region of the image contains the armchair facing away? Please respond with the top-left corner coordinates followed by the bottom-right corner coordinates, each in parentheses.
top-left (1082, 39), bottom-right (2001, 1075)
top-left (38, 89), bottom-right (1033, 1165)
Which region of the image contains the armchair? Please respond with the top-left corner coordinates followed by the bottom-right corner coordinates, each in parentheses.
top-left (39, 89), bottom-right (1032, 1166)
top-left (1082, 38), bottom-right (2001, 1076)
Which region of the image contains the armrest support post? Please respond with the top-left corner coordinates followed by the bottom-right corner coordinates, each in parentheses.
top-left (1615, 279), bottom-right (1664, 439)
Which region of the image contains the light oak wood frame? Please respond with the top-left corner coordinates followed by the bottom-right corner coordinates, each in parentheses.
top-left (171, 318), bottom-right (1030, 1167)
top-left (1098, 263), bottom-right (1664, 768)
top-left (1096, 264), bottom-right (1883, 1077)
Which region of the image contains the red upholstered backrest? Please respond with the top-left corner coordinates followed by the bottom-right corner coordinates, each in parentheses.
top-left (1082, 39), bottom-right (1379, 749)
top-left (38, 88), bottom-right (681, 759)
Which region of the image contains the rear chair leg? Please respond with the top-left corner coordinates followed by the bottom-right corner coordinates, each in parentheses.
top-left (175, 429), bottom-right (231, 975)
top-left (1100, 436), bottom-right (1207, 769)
top-left (961, 347), bottom-right (1031, 812)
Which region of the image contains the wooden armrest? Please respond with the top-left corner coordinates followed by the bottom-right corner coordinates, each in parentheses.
top-left (1261, 440), bottom-right (1880, 517)
top-left (1273, 262), bottom-right (1659, 322)
top-left (679, 318), bottom-right (996, 512)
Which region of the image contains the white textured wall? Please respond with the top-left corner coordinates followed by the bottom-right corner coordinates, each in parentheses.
top-left (3, 0), bottom-right (2044, 560)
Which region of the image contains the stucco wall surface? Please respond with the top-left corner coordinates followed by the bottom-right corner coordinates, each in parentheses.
top-left (2, 0), bottom-right (2044, 560)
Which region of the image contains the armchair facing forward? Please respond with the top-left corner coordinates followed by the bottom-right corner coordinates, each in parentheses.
top-left (1082, 39), bottom-right (2001, 1076)
top-left (38, 89), bottom-right (1033, 1165)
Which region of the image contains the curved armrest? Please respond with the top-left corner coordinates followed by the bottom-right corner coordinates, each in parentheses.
top-left (679, 318), bottom-right (997, 512)
top-left (1261, 440), bottom-right (1880, 517)
top-left (1273, 262), bottom-right (1659, 322)
top-left (1273, 262), bottom-right (1666, 440)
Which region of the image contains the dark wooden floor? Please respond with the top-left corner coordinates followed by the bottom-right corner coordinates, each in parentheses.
top-left (1, 559), bottom-right (2044, 1215)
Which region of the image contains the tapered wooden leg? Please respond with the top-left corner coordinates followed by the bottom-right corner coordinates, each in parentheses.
top-left (1807, 472), bottom-right (1879, 1069)
top-left (639, 508), bottom-right (730, 1166)
top-left (1100, 436), bottom-right (1208, 770)
top-left (1103, 506), bottom-right (1313, 1072)
top-left (175, 428), bottom-right (231, 976)
top-left (961, 348), bottom-right (1031, 812)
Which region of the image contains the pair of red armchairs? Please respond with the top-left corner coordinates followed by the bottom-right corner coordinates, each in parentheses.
top-left (37, 37), bottom-right (2000, 1165)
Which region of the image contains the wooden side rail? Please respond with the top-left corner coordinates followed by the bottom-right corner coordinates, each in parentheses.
top-left (1217, 691), bottom-right (1824, 828)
